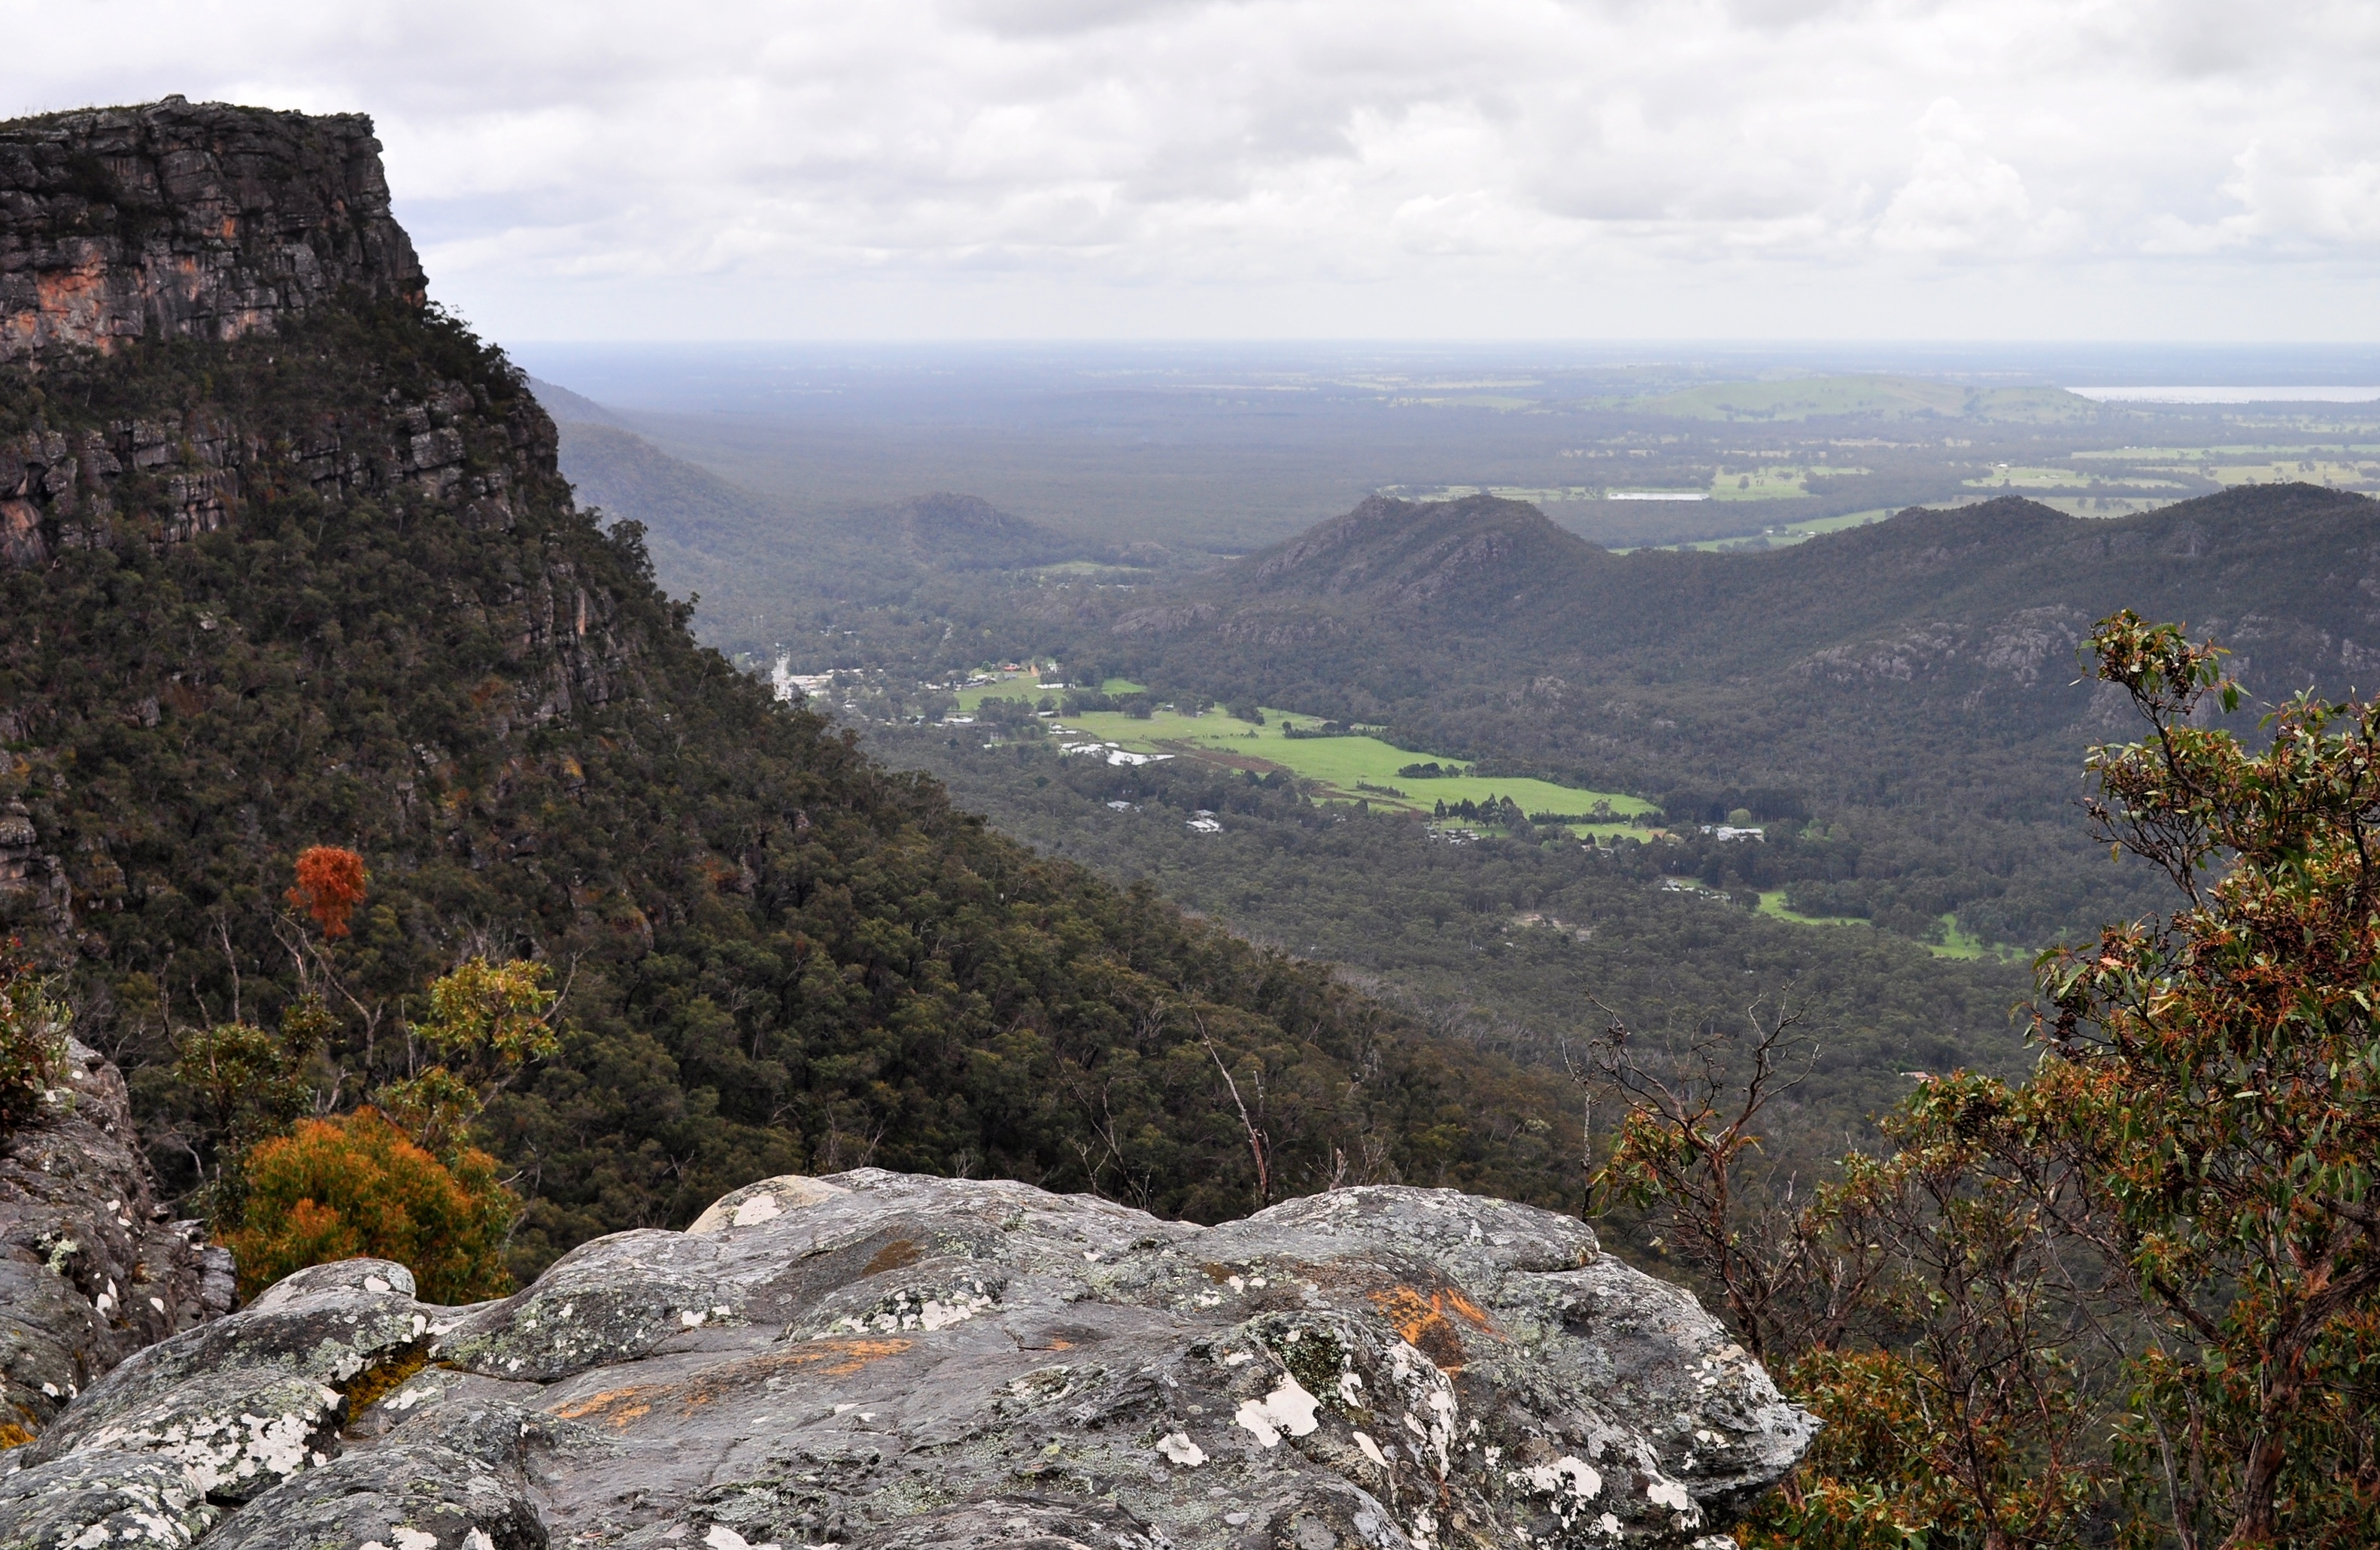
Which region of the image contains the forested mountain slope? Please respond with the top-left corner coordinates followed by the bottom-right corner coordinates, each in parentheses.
top-left (1136, 486), bottom-right (2375, 734)
top-left (0, 99), bottom-right (1576, 1276)
top-left (1054, 485), bottom-right (2378, 942)
top-left (550, 412), bottom-right (1104, 657)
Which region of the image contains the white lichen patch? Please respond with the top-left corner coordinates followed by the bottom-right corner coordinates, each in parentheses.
top-left (1646, 1475), bottom-right (1699, 1523)
top-left (1381, 1341), bottom-right (1459, 1477)
top-left (1233, 1375), bottom-right (1320, 1448)
top-left (820, 1279), bottom-right (998, 1336)
top-left (1155, 1430), bottom-right (1207, 1467)
top-left (88, 1388), bottom-right (338, 1501)
top-left (1512, 1455), bottom-right (1601, 1503)
top-left (703, 1524), bottom-right (782, 1550)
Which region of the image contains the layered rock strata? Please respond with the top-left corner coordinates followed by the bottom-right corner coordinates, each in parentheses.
top-left (0, 96), bottom-right (421, 364)
top-left (0, 1169), bottom-right (1813, 1550)
top-left (0, 1040), bottom-right (232, 1447)
top-left (0, 99), bottom-right (485, 574)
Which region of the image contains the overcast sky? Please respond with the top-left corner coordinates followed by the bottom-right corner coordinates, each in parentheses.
top-left (15, 0), bottom-right (2380, 342)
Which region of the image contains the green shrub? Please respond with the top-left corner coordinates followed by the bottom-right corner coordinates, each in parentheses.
top-left (0, 946), bottom-right (68, 1134)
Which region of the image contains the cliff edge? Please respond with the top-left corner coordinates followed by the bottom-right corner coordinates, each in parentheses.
top-left (0, 1170), bottom-right (1813, 1549)
top-left (0, 96), bottom-right (421, 365)
top-left (1, 1039), bottom-right (232, 1447)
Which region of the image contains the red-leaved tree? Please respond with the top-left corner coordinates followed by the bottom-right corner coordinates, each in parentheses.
top-left (286, 846), bottom-right (369, 939)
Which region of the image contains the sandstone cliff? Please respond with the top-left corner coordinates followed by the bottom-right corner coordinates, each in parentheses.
top-left (0, 1170), bottom-right (1813, 1550)
top-left (0, 96), bottom-right (420, 366)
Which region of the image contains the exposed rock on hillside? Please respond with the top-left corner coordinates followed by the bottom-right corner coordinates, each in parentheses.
top-left (0, 96), bottom-right (421, 365)
top-left (1, 1040), bottom-right (232, 1445)
top-left (2, 1172), bottom-right (1811, 1548)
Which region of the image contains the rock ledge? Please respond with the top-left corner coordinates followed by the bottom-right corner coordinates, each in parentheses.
top-left (1, 1170), bottom-right (1814, 1550)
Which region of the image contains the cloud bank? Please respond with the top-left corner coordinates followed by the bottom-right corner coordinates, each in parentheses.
top-left (14, 0), bottom-right (2380, 339)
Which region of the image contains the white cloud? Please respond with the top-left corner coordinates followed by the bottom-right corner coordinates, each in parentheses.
top-left (9, 0), bottom-right (2380, 338)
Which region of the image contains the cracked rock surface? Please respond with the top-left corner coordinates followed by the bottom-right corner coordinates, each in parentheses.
top-left (1, 1171), bottom-right (1813, 1550)
top-left (0, 1039), bottom-right (232, 1446)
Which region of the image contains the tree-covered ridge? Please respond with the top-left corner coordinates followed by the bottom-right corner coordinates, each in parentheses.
top-left (0, 303), bottom-right (1577, 1277)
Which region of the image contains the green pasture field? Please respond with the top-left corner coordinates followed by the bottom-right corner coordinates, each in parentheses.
top-left (2070, 449), bottom-right (2380, 489)
top-left (1756, 891), bottom-right (1869, 930)
top-left (2072, 444), bottom-right (2380, 463)
top-left (1709, 464), bottom-right (1869, 500)
top-left (1960, 466), bottom-right (2098, 489)
top-left (2202, 460), bottom-right (2380, 488)
top-left (1029, 560), bottom-right (1158, 580)
top-left (1606, 375), bottom-right (2099, 424)
top-left (1758, 895), bottom-right (2024, 960)
top-left (1618, 506), bottom-right (1898, 555)
top-left (1927, 914), bottom-right (2026, 962)
top-left (1045, 705), bottom-right (1654, 824)
top-left (1388, 394), bottom-right (1539, 411)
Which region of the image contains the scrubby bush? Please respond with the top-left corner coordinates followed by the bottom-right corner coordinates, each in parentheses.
top-left (227, 1106), bottom-right (516, 1303)
top-left (0, 945), bottom-right (68, 1134)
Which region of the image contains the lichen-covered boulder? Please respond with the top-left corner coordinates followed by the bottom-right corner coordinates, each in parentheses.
top-left (1, 1171), bottom-right (1814, 1550)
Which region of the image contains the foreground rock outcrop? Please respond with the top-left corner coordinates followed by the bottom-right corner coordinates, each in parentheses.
top-left (1, 1040), bottom-right (232, 1445)
top-left (0, 1169), bottom-right (1812, 1549)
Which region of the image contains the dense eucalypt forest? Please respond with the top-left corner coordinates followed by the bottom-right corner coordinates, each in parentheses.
top-left (0, 302), bottom-right (1583, 1278)
top-left (873, 724), bottom-right (2035, 1186)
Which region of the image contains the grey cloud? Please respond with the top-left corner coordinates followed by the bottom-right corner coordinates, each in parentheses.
top-left (12, 0), bottom-right (2380, 338)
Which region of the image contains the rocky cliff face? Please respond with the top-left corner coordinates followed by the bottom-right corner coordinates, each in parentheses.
top-left (0, 96), bottom-right (421, 366)
top-left (0, 1040), bottom-right (232, 1448)
top-left (0, 1170), bottom-right (1811, 1550)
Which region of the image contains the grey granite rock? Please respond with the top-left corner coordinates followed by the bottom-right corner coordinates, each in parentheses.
top-left (0, 1039), bottom-right (225, 1443)
top-left (3, 1171), bottom-right (1814, 1550)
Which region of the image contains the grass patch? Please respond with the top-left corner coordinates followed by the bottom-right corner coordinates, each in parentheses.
top-left (1709, 465), bottom-right (1870, 500)
top-left (1926, 915), bottom-right (2026, 962)
top-left (1048, 706), bottom-right (1653, 820)
top-left (1756, 891), bottom-right (1871, 930)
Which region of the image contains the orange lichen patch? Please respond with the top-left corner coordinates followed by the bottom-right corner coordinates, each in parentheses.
top-left (0, 1422), bottom-right (34, 1450)
top-left (545, 1339), bottom-right (917, 1430)
top-left (794, 1337), bottom-right (914, 1378)
top-left (863, 1239), bottom-right (921, 1277)
top-left (1367, 1285), bottom-right (1504, 1373)
top-left (551, 1387), bottom-right (658, 1430)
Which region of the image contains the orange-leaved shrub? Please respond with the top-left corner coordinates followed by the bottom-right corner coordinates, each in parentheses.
top-left (226, 1106), bottom-right (516, 1303)
top-left (285, 845), bottom-right (369, 939)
